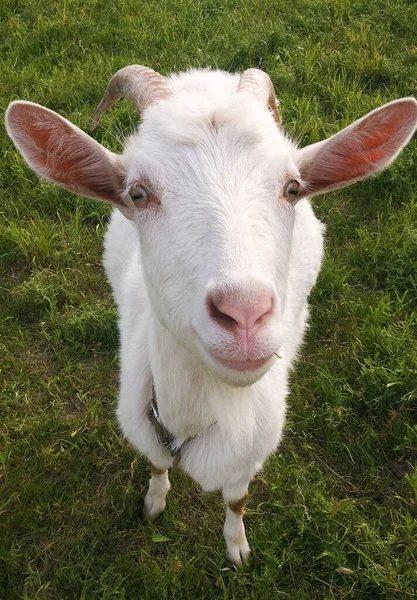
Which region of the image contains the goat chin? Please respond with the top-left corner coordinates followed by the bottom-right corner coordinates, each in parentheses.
top-left (6, 63), bottom-right (417, 566)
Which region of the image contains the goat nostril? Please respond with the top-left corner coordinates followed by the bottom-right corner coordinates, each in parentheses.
top-left (208, 297), bottom-right (238, 328)
top-left (255, 306), bottom-right (272, 327)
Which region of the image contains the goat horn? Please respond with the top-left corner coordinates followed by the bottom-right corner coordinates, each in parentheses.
top-left (91, 65), bottom-right (171, 131)
top-left (237, 68), bottom-right (281, 127)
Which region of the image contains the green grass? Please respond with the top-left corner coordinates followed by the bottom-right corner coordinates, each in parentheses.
top-left (1, 0), bottom-right (417, 598)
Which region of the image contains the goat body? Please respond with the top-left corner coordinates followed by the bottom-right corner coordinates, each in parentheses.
top-left (6, 66), bottom-right (417, 566)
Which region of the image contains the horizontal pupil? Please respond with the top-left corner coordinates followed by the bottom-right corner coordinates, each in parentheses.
top-left (132, 193), bottom-right (145, 200)
top-left (289, 189), bottom-right (298, 195)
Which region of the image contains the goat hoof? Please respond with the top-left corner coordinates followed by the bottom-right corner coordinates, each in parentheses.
top-left (143, 496), bottom-right (166, 523)
top-left (227, 541), bottom-right (251, 567)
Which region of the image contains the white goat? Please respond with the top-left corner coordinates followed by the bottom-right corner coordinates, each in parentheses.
top-left (6, 66), bottom-right (417, 566)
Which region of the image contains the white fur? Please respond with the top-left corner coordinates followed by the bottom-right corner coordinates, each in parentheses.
top-left (7, 68), bottom-right (416, 567)
top-left (103, 71), bottom-right (324, 564)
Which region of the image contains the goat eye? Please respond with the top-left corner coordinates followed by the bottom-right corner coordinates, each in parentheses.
top-left (284, 180), bottom-right (300, 201)
top-left (130, 184), bottom-right (150, 206)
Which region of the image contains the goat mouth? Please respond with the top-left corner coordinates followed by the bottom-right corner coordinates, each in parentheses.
top-left (213, 354), bottom-right (271, 371)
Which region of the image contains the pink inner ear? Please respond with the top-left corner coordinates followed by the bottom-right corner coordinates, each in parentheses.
top-left (311, 147), bottom-right (388, 190)
top-left (8, 102), bottom-right (124, 205)
top-left (357, 114), bottom-right (402, 147)
top-left (299, 99), bottom-right (417, 195)
top-left (26, 111), bottom-right (93, 184)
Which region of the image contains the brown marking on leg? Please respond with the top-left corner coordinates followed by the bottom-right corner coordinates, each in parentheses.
top-left (228, 491), bottom-right (248, 515)
top-left (149, 461), bottom-right (166, 476)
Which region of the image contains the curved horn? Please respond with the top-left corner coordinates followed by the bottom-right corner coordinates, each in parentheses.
top-left (237, 68), bottom-right (281, 127)
top-left (91, 65), bottom-right (171, 130)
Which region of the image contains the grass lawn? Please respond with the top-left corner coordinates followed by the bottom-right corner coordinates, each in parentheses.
top-left (1, 0), bottom-right (417, 598)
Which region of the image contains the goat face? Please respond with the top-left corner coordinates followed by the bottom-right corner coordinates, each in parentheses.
top-left (125, 94), bottom-right (297, 386)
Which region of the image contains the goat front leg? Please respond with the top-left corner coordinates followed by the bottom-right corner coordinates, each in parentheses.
top-left (222, 478), bottom-right (251, 566)
top-left (143, 461), bottom-right (171, 522)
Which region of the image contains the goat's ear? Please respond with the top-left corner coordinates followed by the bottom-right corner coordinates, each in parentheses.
top-left (5, 101), bottom-right (135, 219)
top-left (296, 98), bottom-right (417, 198)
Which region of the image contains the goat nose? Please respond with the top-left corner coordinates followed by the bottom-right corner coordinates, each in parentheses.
top-left (208, 293), bottom-right (273, 333)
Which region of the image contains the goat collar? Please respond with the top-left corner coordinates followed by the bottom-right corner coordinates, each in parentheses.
top-left (147, 381), bottom-right (217, 468)
top-left (147, 381), bottom-right (196, 468)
